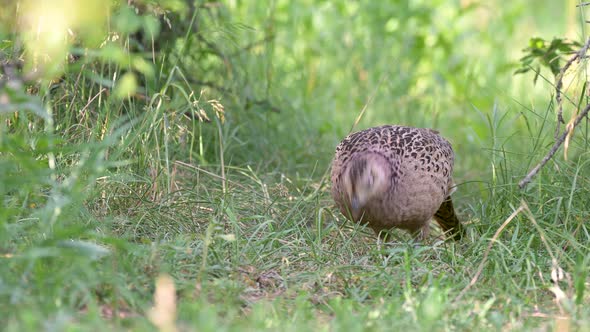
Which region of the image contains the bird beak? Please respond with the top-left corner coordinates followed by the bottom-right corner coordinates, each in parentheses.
top-left (351, 197), bottom-right (360, 213)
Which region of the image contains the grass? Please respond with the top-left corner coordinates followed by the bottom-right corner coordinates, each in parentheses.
top-left (5, 129), bottom-right (590, 331)
top-left (2, 0), bottom-right (590, 331)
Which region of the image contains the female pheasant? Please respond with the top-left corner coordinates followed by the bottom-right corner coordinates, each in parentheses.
top-left (331, 125), bottom-right (464, 240)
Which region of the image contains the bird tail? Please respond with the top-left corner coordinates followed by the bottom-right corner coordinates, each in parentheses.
top-left (433, 196), bottom-right (465, 241)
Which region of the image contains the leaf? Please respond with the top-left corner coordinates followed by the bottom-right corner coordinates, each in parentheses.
top-left (143, 15), bottom-right (161, 38)
top-left (513, 67), bottom-right (530, 75)
top-left (83, 69), bottom-right (114, 88)
top-left (114, 5), bottom-right (143, 34)
top-left (133, 57), bottom-right (155, 77)
top-left (533, 66), bottom-right (540, 85)
top-left (100, 43), bottom-right (128, 65)
top-left (114, 72), bottom-right (138, 99)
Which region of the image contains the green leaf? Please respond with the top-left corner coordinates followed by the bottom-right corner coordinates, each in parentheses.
top-left (143, 15), bottom-right (161, 38)
top-left (100, 43), bottom-right (128, 65)
top-left (133, 57), bottom-right (155, 77)
top-left (114, 6), bottom-right (142, 34)
top-left (533, 66), bottom-right (540, 84)
top-left (114, 72), bottom-right (138, 99)
top-left (513, 67), bottom-right (530, 75)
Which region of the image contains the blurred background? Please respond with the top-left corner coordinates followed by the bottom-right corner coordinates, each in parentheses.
top-left (1, 0), bottom-right (584, 184)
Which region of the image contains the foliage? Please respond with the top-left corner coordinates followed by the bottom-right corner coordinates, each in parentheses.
top-left (2, 0), bottom-right (590, 331)
top-left (515, 37), bottom-right (581, 84)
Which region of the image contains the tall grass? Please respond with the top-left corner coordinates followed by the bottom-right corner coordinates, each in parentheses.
top-left (2, 0), bottom-right (590, 331)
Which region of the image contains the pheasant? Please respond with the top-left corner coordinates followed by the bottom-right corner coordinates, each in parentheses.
top-left (330, 125), bottom-right (464, 240)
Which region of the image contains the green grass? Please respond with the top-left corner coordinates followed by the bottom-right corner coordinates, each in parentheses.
top-left (5, 161), bottom-right (590, 331)
top-left (2, 0), bottom-right (590, 331)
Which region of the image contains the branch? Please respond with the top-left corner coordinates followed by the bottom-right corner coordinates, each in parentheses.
top-left (519, 100), bottom-right (590, 189)
top-left (554, 36), bottom-right (590, 138)
top-left (520, 36), bottom-right (590, 189)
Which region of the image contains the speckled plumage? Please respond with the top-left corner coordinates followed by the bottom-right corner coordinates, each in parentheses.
top-left (331, 125), bottom-right (464, 240)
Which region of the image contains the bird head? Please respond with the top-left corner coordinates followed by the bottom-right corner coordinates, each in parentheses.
top-left (343, 153), bottom-right (390, 218)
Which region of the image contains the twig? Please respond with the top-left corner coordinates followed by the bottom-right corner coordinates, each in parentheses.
top-left (519, 101), bottom-right (590, 189)
top-left (554, 36), bottom-right (590, 138)
top-left (79, 88), bottom-right (107, 116)
top-left (454, 203), bottom-right (525, 303)
top-left (520, 36), bottom-right (590, 189)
